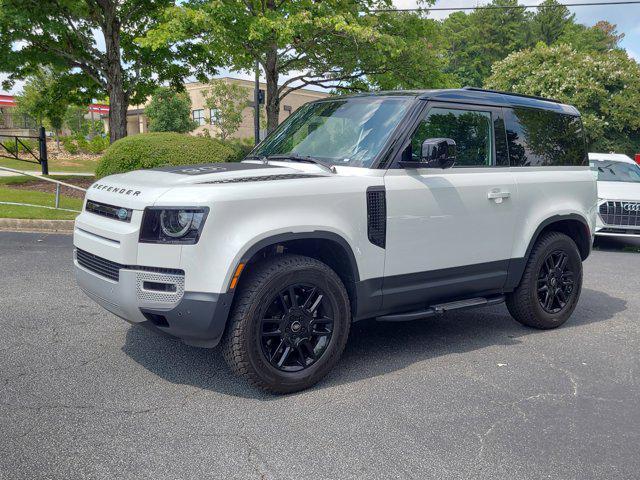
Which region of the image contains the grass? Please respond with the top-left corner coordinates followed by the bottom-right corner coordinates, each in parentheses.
top-left (0, 203), bottom-right (79, 220)
top-left (0, 174), bottom-right (90, 186)
top-left (0, 181), bottom-right (84, 220)
top-left (0, 155), bottom-right (99, 173)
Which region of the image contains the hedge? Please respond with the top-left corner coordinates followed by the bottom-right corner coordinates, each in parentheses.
top-left (95, 132), bottom-right (250, 178)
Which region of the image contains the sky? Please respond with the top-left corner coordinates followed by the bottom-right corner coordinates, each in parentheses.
top-left (1, 0), bottom-right (639, 95)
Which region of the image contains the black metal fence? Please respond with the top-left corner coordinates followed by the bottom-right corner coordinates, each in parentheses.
top-left (0, 112), bottom-right (38, 130)
top-left (0, 126), bottom-right (49, 175)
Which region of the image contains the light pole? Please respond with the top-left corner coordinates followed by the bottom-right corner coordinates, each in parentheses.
top-left (254, 60), bottom-right (260, 146)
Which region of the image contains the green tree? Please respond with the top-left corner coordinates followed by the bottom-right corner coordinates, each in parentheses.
top-left (141, 0), bottom-right (437, 132)
top-left (202, 80), bottom-right (249, 140)
top-left (558, 21), bottom-right (624, 53)
top-left (531, 0), bottom-right (574, 46)
top-left (16, 69), bottom-right (69, 148)
top-left (485, 43), bottom-right (640, 155)
top-left (0, 0), bottom-right (216, 143)
top-left (63, 105), bottom-right (104, 137)
top-left (442, 0), bottom-right (533, 87)
top-left (356, 12), bottom-right (457, 90)
top-left (145, 87), bottom-right (196, 134)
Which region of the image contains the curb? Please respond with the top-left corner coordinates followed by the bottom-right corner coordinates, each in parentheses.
top-left (0, 218), bottom-right (74, 234)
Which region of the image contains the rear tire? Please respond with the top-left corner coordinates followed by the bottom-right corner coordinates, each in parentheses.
top-left (221, 254), bottom-right (351, 394)
top-left (506, 231), bottom-right (583, 329)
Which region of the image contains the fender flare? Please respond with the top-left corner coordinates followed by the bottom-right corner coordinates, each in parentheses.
top-left (505, 213), bottom-right (591, 291)
top-left (236, 230), bottom-right (361, 283)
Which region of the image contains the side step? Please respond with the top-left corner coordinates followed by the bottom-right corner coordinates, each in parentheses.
top-left (376, 295), bottom-right (505, 322)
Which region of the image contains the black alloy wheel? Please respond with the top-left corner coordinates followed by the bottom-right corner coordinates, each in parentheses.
top-left (260, 283), bottom-right (334, 372)
top-left (506, 231), bottom-right (583, 330)
top-left (222, 254), bottom-right (351, 393)
top-left (537, 250), bottom-right (576, 314)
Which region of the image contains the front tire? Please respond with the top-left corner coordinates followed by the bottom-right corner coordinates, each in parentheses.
top-left (221, 254), bottom-right (351, 393)
top-left (506, 231), bottom-right (583, 329)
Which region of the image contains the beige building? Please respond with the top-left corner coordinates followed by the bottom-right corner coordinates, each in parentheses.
top-left (125, 77), bottom-right (330, 139)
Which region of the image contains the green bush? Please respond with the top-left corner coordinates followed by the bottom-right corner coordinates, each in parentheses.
top-left (76, 135), bottom-right (90, 153)
top-left (61, 136), bottom-right (78, 154)
top-left (95, 132), bottom-right (241, 178)
top-left (88, 136), bottom-right (109, 155)
top-left (224, 138), bottom-right (255, 161)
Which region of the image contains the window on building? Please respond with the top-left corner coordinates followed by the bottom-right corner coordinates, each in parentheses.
top-left (209, 108), bottom-right (219, 125)
top-left (505, 107), bottom-right (587, 166)
top-left (192, 109), bottom-right (205, 126)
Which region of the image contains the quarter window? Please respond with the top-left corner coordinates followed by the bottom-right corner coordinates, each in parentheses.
top-left (505, 107), bottom-right (586, 166)
top-left (409, 108), bottom-right (493, 167)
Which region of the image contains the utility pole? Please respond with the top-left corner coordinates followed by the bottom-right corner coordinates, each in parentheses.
top-left (254, 60), bottom-right (260, 146)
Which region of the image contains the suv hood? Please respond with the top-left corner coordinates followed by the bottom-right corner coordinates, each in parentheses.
top-left (597, 181), bottom-right (640, 201)
top-left (86, 162), bottom-right (325, 209)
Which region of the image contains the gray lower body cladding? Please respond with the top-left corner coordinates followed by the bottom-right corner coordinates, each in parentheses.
top-left (75, 259), bottom-right (233, 348)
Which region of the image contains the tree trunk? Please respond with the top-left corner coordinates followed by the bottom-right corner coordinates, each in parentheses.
top-left (264, 47), bottom-right (280, 133)
top-left (108, 84), bottom-right (128, 143)
top-left (103, 2), bottom-right (128, 143)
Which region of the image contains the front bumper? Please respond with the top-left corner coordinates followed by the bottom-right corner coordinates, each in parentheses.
top-left (75, 253), bottom-right (233, 348)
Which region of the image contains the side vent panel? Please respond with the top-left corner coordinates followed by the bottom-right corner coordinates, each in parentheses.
top-left (367, 186), bottom-right (386, 248)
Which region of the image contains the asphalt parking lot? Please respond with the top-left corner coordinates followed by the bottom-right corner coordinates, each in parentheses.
top-left (1, 232), bottom-right (639, 479)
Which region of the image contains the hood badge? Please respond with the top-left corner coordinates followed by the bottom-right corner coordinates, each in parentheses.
top-left (92, 183), bottom-right (141, 196)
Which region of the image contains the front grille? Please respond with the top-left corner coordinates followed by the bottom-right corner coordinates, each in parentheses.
top-left (599, 201), bottom-right (640, 227)
top-left (75, 249), bottom-right (184, 282)
top-left (86, 200), bottom-right (132, 222)
top-left (76, 248), bottom-right (120, 281)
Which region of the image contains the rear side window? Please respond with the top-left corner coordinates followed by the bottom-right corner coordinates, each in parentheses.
top-left (505, 107), bottom-right (587, 166)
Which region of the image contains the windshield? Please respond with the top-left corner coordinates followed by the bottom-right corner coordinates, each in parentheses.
top-left (590, 160), bottom-right (640, 183)
top-left (252, 97), bottom-right (412, 168)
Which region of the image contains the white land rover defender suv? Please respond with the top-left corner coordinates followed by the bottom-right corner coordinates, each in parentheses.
top-left (74, 88), bottom-right (597, 393)
top-left (589, 152), bottom-right (640, 239)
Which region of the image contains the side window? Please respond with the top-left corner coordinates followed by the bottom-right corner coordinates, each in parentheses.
top-left (505, 107), bottom-right (587, 166)
top-left (409, 107), bottom-right (493, 167)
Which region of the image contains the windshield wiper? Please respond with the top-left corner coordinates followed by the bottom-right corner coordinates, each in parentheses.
top-left (266, 154), bottom-right (336, 174)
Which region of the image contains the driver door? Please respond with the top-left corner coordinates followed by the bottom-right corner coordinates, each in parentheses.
top-left (382, 103), bottom-right (517, 312)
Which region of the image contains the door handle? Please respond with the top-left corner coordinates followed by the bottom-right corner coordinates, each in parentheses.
top-left (488, 190), bottom-right (511, 204)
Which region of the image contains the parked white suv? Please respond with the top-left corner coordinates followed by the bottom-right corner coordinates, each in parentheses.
top-left (589, 152), bottom-right (640, 239)
top-left (74, 88), bottom-right (597, 392)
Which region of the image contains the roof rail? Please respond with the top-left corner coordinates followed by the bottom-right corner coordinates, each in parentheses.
top-left (462, 86), bottom-right (563, 105)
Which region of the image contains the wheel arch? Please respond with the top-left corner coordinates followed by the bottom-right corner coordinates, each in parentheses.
top-left (231, 231), bottom-right (361, 317)
top-left (506, 214), bottom-right (591, 290)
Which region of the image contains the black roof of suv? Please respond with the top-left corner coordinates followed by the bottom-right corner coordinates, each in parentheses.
top-left (332, 87), bottom-right (579, 116)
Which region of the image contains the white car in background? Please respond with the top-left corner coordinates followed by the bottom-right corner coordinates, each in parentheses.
top-left (589, 152), bottom-right (640, 239)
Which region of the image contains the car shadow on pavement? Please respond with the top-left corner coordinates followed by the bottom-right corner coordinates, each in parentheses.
top-left (121, 287), bottom-right (626, 399)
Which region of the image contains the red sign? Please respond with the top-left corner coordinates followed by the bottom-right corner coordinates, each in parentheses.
top-left (635, 154), bottom-right (640, 165)
top-left (0, 94), bottom-right (17, 107)
top-left (89, 104), bottom-right (110, 114)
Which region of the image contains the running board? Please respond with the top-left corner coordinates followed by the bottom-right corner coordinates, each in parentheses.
top-left (376, 295), bottom-right (505, 322)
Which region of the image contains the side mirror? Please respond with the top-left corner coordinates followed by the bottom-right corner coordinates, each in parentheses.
top-left (400, 138), bottom-right (456, 169)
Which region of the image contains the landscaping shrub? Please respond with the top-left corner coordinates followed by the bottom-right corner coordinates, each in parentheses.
top-left (61, 136), bottom-right (78, 154)
top-left (75, 135), bottom-right (90, 153)
top-left (225, 138), bottom-right (255, 161)
top-left (95, 132), bottom-right (241, 178)
top-left (88, 136), bottom-right (109, 155)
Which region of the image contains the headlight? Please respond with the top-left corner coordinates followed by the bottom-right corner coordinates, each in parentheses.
top-left (140, 207), bottom-right (209, 244)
